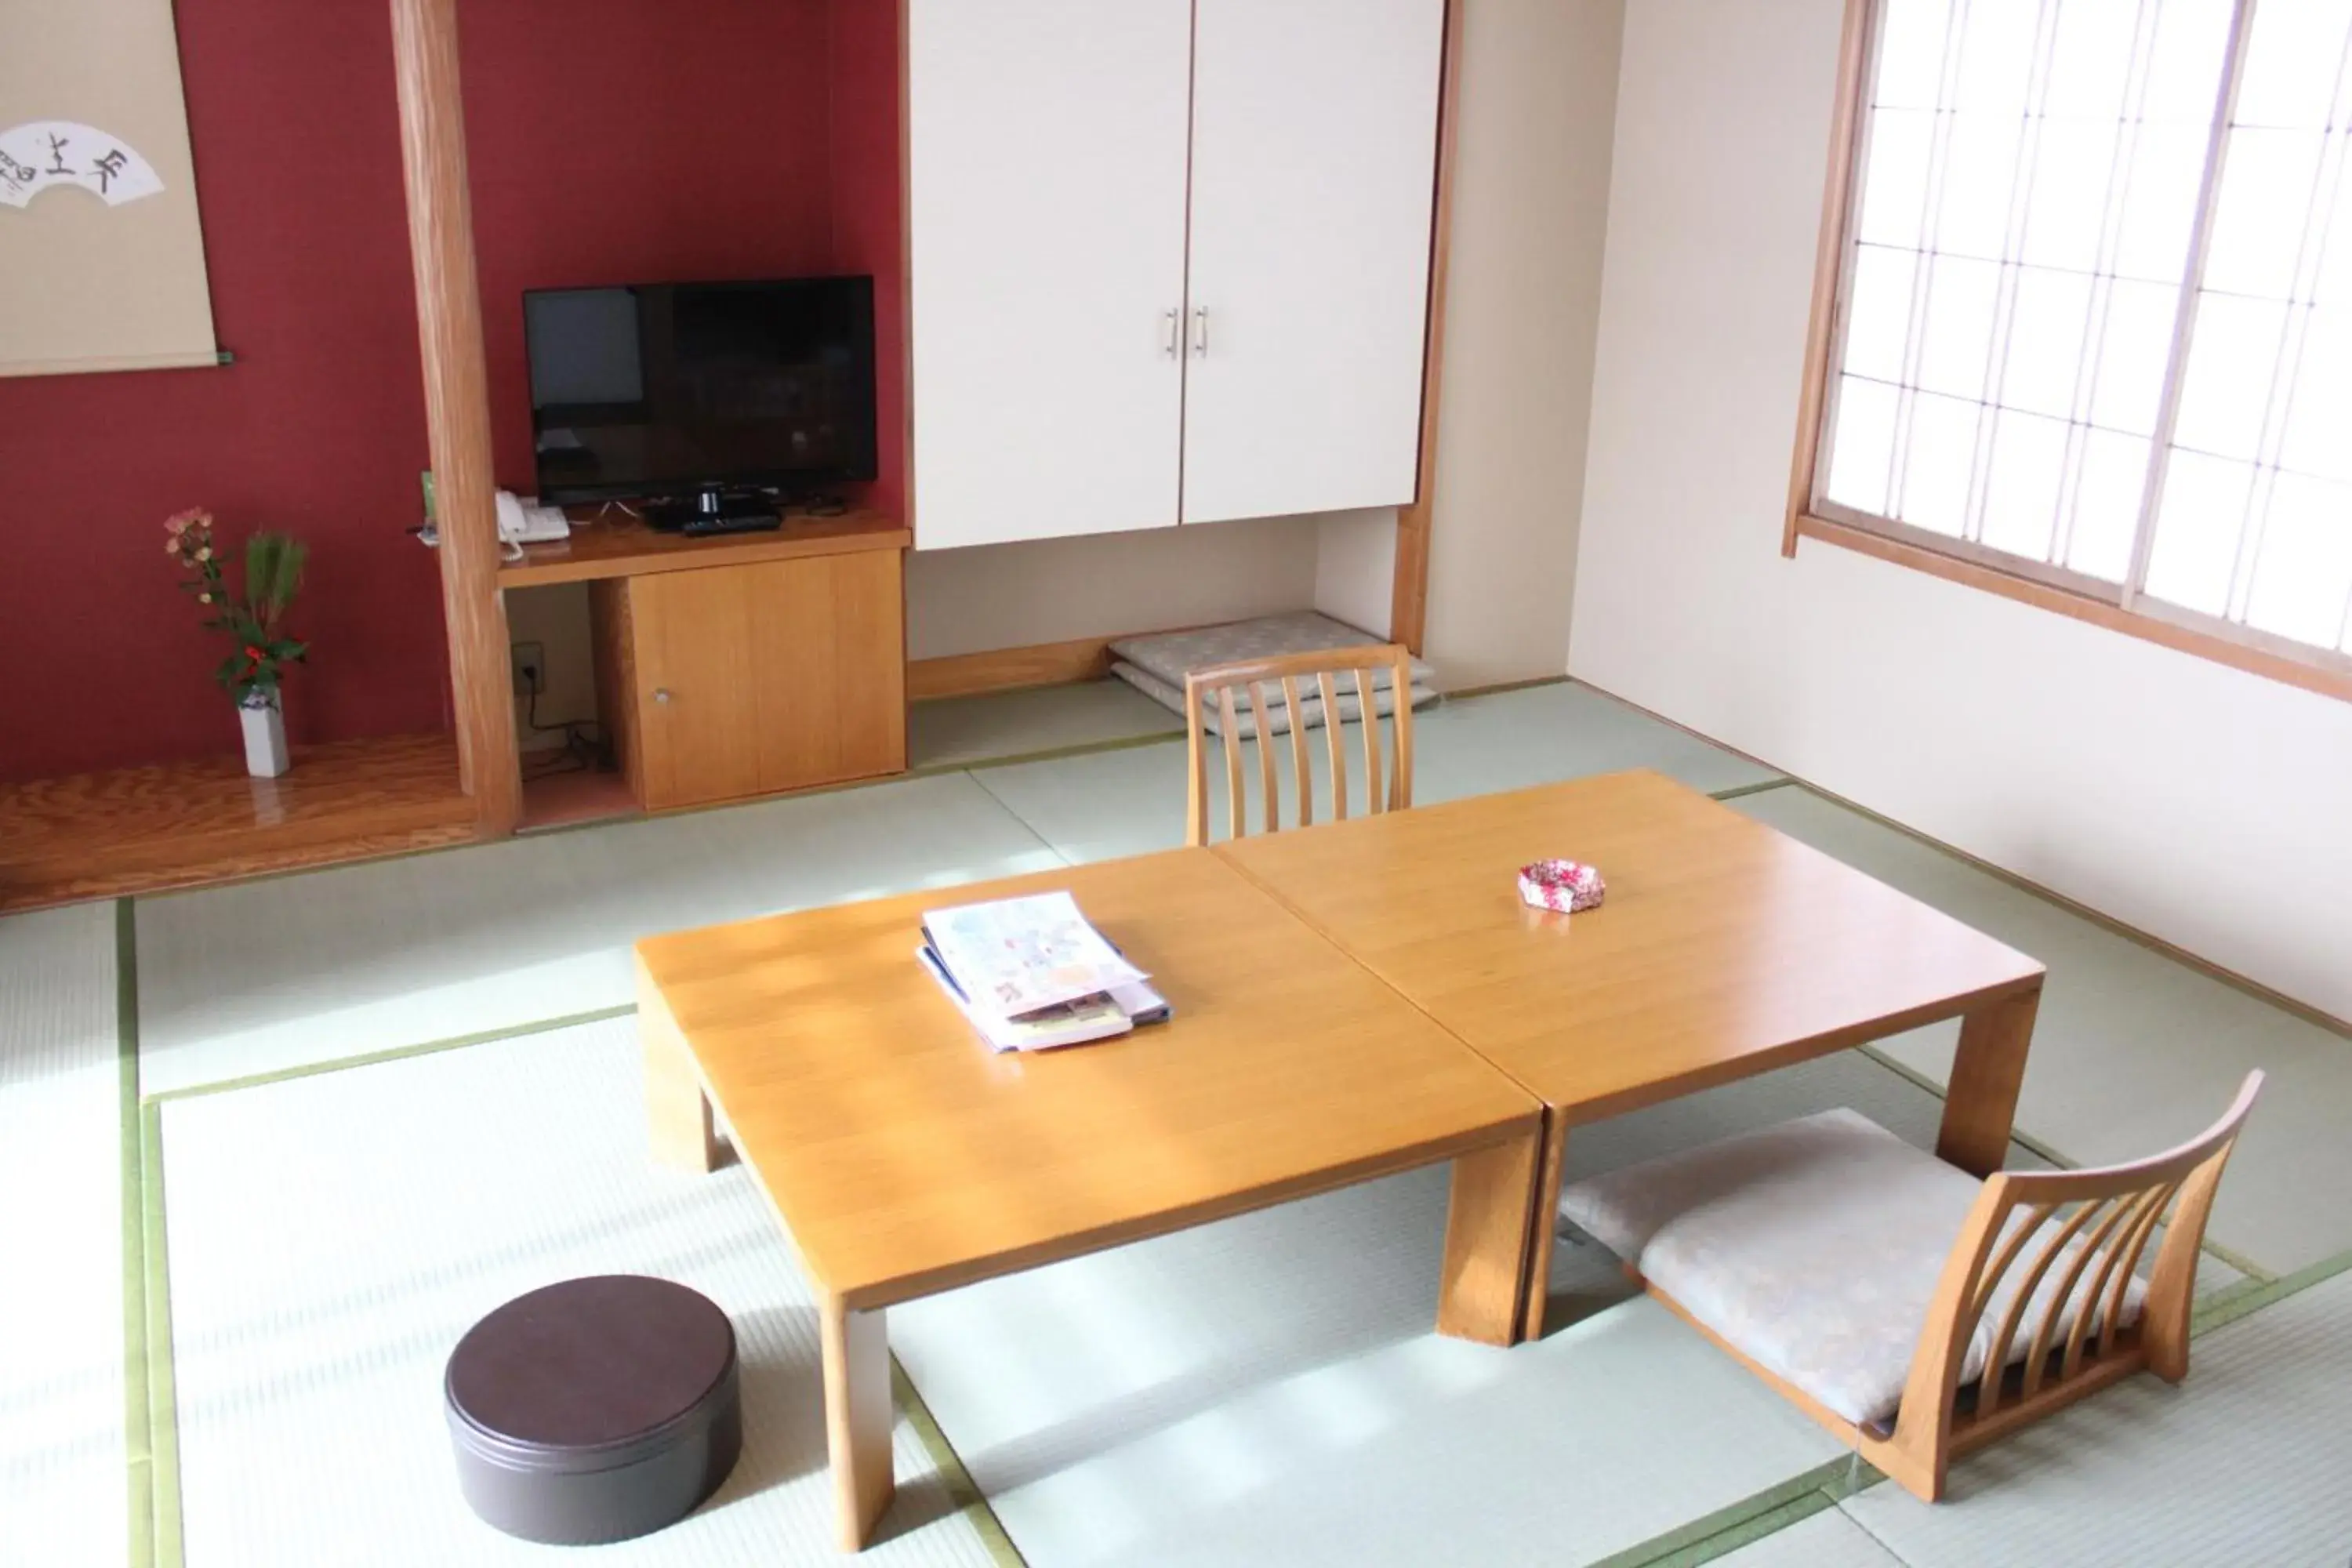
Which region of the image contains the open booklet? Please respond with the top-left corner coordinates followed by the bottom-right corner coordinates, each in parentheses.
top-left (918, 891), bottom-right (1171, 1052)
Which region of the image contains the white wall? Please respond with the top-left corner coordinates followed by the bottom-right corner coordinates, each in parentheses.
top-left (1419, 0), bottom-right (1623, 691)
top-left (906, 513), bottom-right (1322, 660)
top-left (1570, 0), bottom-right (2352, 1021)
top-left (1313, 508), bottom-right (1399, 639)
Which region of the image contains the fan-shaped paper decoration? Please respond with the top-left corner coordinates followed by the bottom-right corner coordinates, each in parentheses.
top-left (0, 122), bottom-right (165, 209)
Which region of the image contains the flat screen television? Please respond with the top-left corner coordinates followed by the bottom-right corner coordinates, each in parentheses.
top-left (523, 276), bottom-right (877, 508)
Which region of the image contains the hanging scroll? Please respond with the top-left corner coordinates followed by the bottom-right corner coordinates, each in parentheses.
top-left (0, 0), bottom-right (220, 377)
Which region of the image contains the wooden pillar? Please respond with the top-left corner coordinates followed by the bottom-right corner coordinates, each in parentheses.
top-left (1389, 0), bottom-right (1465, 657)
top-left (390, 0), bottom-right (520, 837)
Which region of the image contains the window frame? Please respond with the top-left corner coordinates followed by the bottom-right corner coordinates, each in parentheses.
top-left (1785, 0), bottom-right (2352, 703)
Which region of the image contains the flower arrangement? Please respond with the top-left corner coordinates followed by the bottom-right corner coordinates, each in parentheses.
top-left (165, 510), bottom-right (310, 709)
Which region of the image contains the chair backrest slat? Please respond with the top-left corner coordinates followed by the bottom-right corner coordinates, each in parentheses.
top-left (1218, 687), bottom-right (1245, 841)
top-left (1968, 1200), bottom-right (2057, 1327)
top-left (1283, 677), bottom-right (1311, 827)
top-left (1183, 644), bottom-right (1416, 845)
top-left (1319, 670), bottom-right (1345, 821)
top-left (2096, 1185), bottom-right (2172, 1365)
top-left (1975, 1199), bottom-right (2107, 1420)
top-left (2063, 1182), bottom-right (2171, 1382)
top-left (1248, 681), bottom-right (1279, 832)
top-left (2019, 1196), bottom-right (2141, 1401)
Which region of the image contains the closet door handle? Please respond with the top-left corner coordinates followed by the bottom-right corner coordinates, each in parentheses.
top-left (652, 688), bottom-right (673, 706)
top-left (1191, 306), bottom-right (1209, 358)
top-left (1163, 307), bottom-right (1180, 358)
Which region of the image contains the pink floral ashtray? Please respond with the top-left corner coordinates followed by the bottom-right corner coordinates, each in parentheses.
top-left (1519, 858), bottom-right (1606, 915)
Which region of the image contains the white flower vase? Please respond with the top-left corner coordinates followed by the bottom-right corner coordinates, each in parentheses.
top-left (240, 694), bottom-right (290, 779)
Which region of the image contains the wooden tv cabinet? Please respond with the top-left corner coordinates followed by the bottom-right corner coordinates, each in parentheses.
top-left (502, 511), bottom-right (910, 814)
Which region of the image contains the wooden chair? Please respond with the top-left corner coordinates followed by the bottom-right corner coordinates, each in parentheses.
top-left (1559, 1072), bottom-right (2263, 1502)
top-left (1182, 644), bottom-right (1415, 847)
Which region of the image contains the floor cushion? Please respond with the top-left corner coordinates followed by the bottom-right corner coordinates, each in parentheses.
top-left (1112, 660), bottom-right (1436, 738)
top-left (1111, 611), bottom-right (1436, 691)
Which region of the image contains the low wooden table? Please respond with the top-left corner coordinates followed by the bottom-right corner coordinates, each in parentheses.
top-left (635, 849), bottom-right (1543, 1550)
top-left (1216, 771), bottom-right (2049, 1341)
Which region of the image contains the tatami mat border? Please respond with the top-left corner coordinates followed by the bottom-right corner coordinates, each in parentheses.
top-left (117, 900), bottom-right (155, 1568)
top-left (141, 1005), bottom-right (640, 1108)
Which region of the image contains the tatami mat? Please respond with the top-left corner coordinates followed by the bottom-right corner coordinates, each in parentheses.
top-left (1410, 683), bottom-right (1780, 804)
top-left (0, 902), bottom-right (128, 1568)
top-left (911, 681), bottom-right (1182, 770)
top-left (154, 1017), bottom-right (1002, 1567)
top-left (970, 681), bottom-right (1780, 865)
top-left (1715, 1507), bottom-right (1904, 1567)
top-left (1730, 787), bottom-right (2352, 1276)
top-left (136, 771), bottom-right (1063, 1095)
top-left (892, 1156), bottom-right (1844, 1568)
top-left (61, 679), bottom-right (2352, 1568)
top-left (1838, 1268), bottom-right (2352, 1566)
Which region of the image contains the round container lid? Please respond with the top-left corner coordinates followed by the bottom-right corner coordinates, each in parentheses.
top-left (445, 1276), bottom-right (736, 1465)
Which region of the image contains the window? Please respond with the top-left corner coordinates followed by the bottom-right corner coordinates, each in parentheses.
top-left (1797, 0), bottom-right (2352, 690)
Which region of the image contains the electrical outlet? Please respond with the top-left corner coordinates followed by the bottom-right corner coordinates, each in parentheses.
top-left (510, 641), bottom-right (546, 697)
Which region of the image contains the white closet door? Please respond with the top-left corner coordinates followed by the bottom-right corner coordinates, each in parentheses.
top-left (909, 0), bottom-right (1194, 550)
top-left (1181, 0), bottom-right (1447, 527)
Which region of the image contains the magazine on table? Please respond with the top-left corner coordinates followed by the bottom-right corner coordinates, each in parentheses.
top-left (917, 891), bottom-right (1171, 1053)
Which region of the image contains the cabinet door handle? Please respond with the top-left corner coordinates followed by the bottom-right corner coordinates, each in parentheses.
top-left (652, 688), bottom-right (673, 706)
top-left (1163, 307), bottom-right (1179, 358)
top-left (1191, 306), bottom-right (1209, 358)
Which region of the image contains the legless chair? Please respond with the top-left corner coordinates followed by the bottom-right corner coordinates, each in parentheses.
top-left (1559, 1072), bottom-right (2263, 1501)
top-left (1183, 644), bottom-right (1415, 847)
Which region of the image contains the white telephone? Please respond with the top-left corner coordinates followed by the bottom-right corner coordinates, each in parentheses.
top-left (495, 490), bottom-right (571, 558)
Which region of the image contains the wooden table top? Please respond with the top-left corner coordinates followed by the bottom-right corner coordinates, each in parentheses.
top-left (1215, 771), bottom-right (2045, 1124)
top-left (499, 507), bottom-right (908, 588)
top-left (635, 848), bottom-right (1538, 1308)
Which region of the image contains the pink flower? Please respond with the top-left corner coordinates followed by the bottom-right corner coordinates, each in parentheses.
top-left (194, 546), bottom-right (212, 561)
top-left (197, 592), bottom-right (212, 604)
top-left (166, 537), bottom-right (182, 554)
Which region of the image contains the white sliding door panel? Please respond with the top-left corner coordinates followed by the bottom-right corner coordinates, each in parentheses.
top-left (909, 0), bottom-right (1193, 550)
top-left (1181, 0), bottom-right (1446, 527)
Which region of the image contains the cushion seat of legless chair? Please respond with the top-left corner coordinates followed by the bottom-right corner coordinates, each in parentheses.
top-left (1559, 1109), bottom-right (2143, 1428)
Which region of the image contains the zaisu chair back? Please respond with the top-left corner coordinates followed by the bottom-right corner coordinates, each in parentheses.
top-left (1867, 1069), bottom-right (2263, 1499)
top-left (1182, 644), bottom-right (1415, 847)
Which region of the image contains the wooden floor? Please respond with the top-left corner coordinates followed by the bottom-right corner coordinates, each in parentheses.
top-left (0, 732), bottom-right (480, 913)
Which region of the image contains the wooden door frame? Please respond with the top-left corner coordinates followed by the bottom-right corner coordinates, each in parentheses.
top-left (390, 0), bottom-right (520, 838)
top-left (1388, 0), bottom-right (1464, 655)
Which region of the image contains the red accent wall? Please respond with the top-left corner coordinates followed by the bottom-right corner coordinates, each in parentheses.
top-left (827, 0), bottom-right (907, 525)
top-left (461, 0), bottom-right (838, 492)
top-left (0, 0), bottom-right (898, 783)
top-left (0, 0), bottom-right (441, 782)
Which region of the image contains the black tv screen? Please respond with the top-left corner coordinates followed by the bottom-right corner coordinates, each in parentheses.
top-left (524, 277), bottom-right (877, 505)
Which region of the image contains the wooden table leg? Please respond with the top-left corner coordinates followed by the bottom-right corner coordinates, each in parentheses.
top-left (1517, 1108), bottom-right (1569, 1342)
top-left (1938, 982), bottom-right (2041, 1177)
top-left (1436, 1118), bottom-right (1543, 1347)
top-left (822, 1296), bottom-right (895, 1552)
top-left (640, 964), bottom-right (723, 1172)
